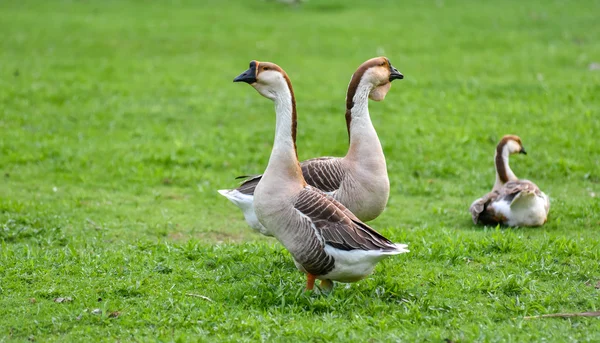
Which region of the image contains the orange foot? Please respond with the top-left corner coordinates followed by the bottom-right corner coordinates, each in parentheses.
top-left (319, 279), bottom-right (334, 293)
top-left (306, 273), bottom-right (316, 291)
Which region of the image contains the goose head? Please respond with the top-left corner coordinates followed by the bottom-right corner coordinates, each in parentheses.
top-left (234, 60), bottom-right (291, 101)
top-left (350, 57), bottom-right (404, 102)
top-left (499, 135), bottom-right (527, 155)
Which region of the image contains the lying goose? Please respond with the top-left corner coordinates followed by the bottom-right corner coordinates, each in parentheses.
top-left (470, 135), bottom-right (550, 227)
top-left (219, 57), bottom-right (404, 235)
top-left (233, 60), bottom-right (408, 291)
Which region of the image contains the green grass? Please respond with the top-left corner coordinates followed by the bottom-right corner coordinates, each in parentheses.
top-left (1, 0), bottom-right (599, 341)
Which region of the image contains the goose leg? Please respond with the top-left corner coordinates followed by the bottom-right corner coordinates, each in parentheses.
top-left (319, 279), bottom-right (334, 293)
top-left (306, 273), bottom-right (316, 291)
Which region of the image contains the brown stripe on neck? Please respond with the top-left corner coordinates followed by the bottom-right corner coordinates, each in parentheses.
top-left (345, 63), bottom-right (372, 140)
top-left (282, 73), bottom-right (298, 159)
top-left (495, 138), bottom-right (510, 183)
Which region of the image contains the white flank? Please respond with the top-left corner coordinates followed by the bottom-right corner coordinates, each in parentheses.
top-left (490, 192), bottom-right (548, 227)
top-left (217, 189), bottom-right (270, 235)
top-left (321, 243), bottom-right (409, 283)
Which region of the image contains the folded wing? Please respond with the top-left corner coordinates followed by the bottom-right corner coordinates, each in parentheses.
top-left (235, 157), bottom-right (345, 195)
top-left (294, 186), bottom-right (398, 252)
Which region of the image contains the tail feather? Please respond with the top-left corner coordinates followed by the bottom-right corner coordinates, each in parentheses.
top-left (235, 175), bottom-right (259, 180)
top-left (218, 189), bottom-right (231, 196)
top-left (218, 189), bottom-right (252, 208)
top-left (217, 189), bottom-right (266, 233)
top-left (379, 243), bottom-right (410, 255)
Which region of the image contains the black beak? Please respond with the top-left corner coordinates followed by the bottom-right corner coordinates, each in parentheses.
top-left (520, 148), bottom-right (527, 155)
top-left (233, 61), bottom-right (258, 84)
top-left (389, 64), bottom-right (404, 81)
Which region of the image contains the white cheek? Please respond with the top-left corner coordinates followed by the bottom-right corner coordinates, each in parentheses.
top-left (508, 141), bottom-right (521, 153)
top-left (260, 70), bottom-right (281, 83)
top-left (362, 69), bottom-right (379, 84)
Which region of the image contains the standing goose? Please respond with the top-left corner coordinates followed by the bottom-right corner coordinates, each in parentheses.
top-left (470, 135), bottom-right (550, 227)
top-left (233, 60), bottom-right (409, 290)
top-left (219, 57), bottom-right (404, 235)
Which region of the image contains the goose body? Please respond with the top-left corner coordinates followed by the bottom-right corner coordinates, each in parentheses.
top-left (233, 60), bottom-right (408, 290)
top-left (220, 57), bottom-right (403, 235)
top-left (470, 135), bottom-right (550, 227)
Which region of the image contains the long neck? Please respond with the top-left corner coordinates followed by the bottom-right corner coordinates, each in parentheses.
top-left (493, 144), bottom-right (517, 190)
top-left (345, 80), bottom-right (384, 161)
top-left (264, 84), bottom-right (303, 183)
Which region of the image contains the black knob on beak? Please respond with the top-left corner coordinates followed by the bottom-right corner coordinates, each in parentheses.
top-left (234, 61), bottom-right (258, 84)
top-left (389, 65), bottom-right (404, 81)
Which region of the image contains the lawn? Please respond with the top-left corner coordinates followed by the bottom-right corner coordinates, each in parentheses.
top-left (1, 0), bottom-right (599, 341)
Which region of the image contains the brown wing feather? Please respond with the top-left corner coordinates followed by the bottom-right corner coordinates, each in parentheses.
top-left (470, 191), bottom-right (499, 224)
top-left (294, 186), bottom-right (396, 252)
top-left (300, 157), bottom-right (345, 193)
top-left (290, 186), bottom-right (397, 276)
top-left (322, 191), bottom-right (360, 222)
top-left (234, 157), bottom-right (345, 195)
top-left (499, 180), bottom-right (541, 202)
top-left (236, 175), bottom-right (262, 195)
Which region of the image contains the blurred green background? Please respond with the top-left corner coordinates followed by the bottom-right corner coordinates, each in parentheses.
top-left (1, 0), bottom-right (599, 341)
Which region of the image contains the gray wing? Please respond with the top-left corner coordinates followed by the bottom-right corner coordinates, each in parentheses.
top-left (295, 186), bottom-right (397, 252)
top-left (291, 186), bottom-right (398, 276)
top-left (233, 157), bottom-right (345, 195)
top-left (300, 157), bottom-right (345, 193)
top-left (499, 180), bottom-right (542, 203)
top-left (235, 175), bottom-right (261, 195)
top-left (470, 191), bottom-right (499, 224)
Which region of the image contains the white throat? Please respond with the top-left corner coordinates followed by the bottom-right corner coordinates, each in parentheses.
top-left (262, 80), bottom-right (301, 181)
top-left (346, 79), bottom-right (383, 161)
top-left (272, 88), bottom-right (294, 152)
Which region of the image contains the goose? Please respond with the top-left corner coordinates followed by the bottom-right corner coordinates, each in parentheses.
top-left (232, 60), bottom-right (409, 291)
top-left (219, 57), bottom-right (404, 235)
top-left (470, 135), bottom-right (550, 227)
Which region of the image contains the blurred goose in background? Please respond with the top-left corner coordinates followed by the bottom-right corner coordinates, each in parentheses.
top-left (470, 135), bottom-right (550, 227)
top-left (232, 60), bottom-right (408, 291)
top-left (219, 57), bottom-right (404, 235)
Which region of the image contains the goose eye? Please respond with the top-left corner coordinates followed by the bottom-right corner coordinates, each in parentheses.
top-left (263, 66), bottom-right (270, 71)
top-left (380, 61), bottom-right (386, 66)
